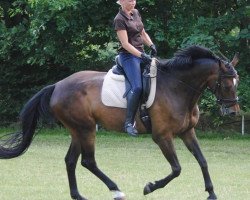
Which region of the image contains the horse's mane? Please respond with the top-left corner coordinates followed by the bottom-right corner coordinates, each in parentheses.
top-left (159, 45), bottom-right (218, 70)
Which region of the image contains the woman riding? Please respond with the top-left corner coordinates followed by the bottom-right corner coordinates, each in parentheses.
top-left (114, 0), bottom-right (157, 136)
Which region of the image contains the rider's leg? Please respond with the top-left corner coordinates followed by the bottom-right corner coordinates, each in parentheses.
top-left (119, 53), bottom-right (142, 136)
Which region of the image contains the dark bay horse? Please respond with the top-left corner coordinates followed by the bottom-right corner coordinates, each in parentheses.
top-left (0, 46), bottom-right (240, 200)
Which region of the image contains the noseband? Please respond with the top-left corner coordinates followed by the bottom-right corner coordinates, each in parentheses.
top-left (212, 60), bottom-right (239, 108)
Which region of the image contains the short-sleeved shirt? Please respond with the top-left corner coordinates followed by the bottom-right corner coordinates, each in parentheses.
top-left (114, 8), bottom-right (144, 53)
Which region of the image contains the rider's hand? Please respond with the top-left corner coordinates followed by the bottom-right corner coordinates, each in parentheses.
top-left (141, 53), bottom-right (152, 65)
top-left (150, 44), bottom-right (157, 57)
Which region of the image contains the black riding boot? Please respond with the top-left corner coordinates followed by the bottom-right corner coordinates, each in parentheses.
top-left (125, 91), bottom-right (140, 137)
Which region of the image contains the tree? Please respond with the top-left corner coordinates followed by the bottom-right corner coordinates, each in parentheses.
top-left (0, 0), bottom-right (249, 125)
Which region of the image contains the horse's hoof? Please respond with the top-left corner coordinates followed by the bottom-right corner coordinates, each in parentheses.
top-left (71, 194), bottom-right (88, 200)
top-left (114, 197), bottom-right (126, 200)
top-left (73, 197), bottom-right (87, 200)
top-left (143, 182), bottom-right (153, 195)
top-left (113, 190), bottom-right (126, 200)
top-left (207, 192), bottom-right (217, 200)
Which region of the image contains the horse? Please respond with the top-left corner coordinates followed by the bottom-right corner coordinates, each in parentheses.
top-left (0, 45), bottom-right (240, 200)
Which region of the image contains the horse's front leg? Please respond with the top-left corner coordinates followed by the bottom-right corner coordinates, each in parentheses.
top-left (180, 128), bottom-right (217, 200)
top-left (144, 135), bottom-right (181, 195)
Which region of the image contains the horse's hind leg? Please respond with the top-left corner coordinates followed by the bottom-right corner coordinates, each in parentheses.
top-left (180, 128), bottom-right (217, 200)
top-left (65, 141), bottom-right (86, 200)
top-left (144, 135), bottom-right (181, 195)
top-left (80, 130), bottom-right (125, 200)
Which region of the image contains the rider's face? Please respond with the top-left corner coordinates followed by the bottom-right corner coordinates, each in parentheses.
top-left (120, 0), bottom-right (136, 11)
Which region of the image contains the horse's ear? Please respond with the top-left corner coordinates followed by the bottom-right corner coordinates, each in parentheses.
top-left (231, 52), bottom-right (239, 67)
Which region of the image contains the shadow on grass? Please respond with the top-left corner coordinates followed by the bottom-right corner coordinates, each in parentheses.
top-left (0, 126), bottom-right (249, 141)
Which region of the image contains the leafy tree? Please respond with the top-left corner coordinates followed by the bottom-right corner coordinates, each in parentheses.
top-left (0, 0), bottom-right (249, 126)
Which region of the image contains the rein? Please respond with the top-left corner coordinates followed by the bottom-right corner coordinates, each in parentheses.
top-left (155, 58), bottom-right (238, 107)
top-left (155, 59), bottom-right (203, 95)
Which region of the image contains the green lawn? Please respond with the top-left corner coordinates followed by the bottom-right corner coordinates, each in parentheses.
top-left (0, 128), bottom-right (249, 200)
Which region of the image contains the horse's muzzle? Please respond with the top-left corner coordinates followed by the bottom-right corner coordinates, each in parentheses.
top-left (220, 104), bottom-right (240, 116)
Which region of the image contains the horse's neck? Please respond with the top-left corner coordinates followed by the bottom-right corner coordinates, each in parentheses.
top-left (158, 60), bottom-right (215, 110)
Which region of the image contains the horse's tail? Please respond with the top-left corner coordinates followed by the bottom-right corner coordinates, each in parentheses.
top-left (0, 84), bottom-right (55, 159)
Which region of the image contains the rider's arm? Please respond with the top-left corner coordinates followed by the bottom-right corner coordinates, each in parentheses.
top-left (141, 28), bottom-right (153, 47)
top-left (116, 30), bottom-right (142, 57)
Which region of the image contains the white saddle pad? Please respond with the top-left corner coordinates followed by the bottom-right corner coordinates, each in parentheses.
top-left (101, 58), bottom-right (157, 108)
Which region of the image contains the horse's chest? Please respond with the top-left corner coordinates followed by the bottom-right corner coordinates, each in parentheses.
top-left (188, 107), bottom-right (199, 127)
top-left (177, 107), bottom-right (199, 132)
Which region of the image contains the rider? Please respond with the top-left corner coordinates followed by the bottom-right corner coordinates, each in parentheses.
top-left (114, 0), bottom-right (157, 136)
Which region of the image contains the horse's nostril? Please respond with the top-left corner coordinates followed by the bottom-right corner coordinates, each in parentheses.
top-left (229, 112), bottom-right (236, 116)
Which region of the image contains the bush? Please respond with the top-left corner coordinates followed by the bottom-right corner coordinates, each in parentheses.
top-left (0, 0), bottom-right (249, 127)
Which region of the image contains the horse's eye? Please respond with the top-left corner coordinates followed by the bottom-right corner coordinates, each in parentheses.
top-left (221, 81), bottom-right (232, 90)
top-left (223, 85), bottom-right (231, 91)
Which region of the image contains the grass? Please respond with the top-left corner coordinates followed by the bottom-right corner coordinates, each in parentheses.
top-left (0, 128), bottom-right (249, 200)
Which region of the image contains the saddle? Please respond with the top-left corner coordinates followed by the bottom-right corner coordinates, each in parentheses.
top-left (111, 56), bottom-right (155, 131)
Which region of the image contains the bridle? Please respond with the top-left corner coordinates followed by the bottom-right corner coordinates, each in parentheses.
top-left (155, 58), bottom-right (239, 109)
top-left (210, 59), bottom-right (239, 108)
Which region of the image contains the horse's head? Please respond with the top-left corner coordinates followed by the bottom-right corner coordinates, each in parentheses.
top-left (209, 54), bottom-right (240, 116)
